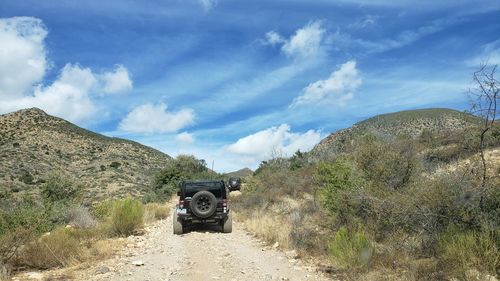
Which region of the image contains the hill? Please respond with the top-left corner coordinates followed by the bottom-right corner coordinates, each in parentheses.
top-left (310, 108), bottom-right (482, 160)
top-left (225, 168), bottom-right (254, 178)
top-left (0, 108), bottom-right (171, 201)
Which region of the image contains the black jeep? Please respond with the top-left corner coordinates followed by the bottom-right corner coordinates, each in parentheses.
top-left (173, 180), bottom-right (232, 235)
top-left (227, 177), bottom-right (241, 191)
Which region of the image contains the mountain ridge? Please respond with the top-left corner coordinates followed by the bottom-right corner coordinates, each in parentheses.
top-left (0, 108), bottom-right (171, 201)
top-left (310, 108), bottom-right (482, 160)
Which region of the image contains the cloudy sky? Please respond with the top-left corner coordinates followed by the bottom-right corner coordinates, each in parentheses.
top-left (1, 0), bottom-right (499, 172)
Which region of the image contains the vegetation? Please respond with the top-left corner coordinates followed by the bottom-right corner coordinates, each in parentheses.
top-left (147, 154), bottom-right (221, 202)
top-left (0, 171), bottom-right (169, 279)
top-left (110, 198), bottom-right (144, 236)
top-left (41, 172), bottom-right (83, 204)
top-left (234, 120), bottom-right (500, 280)
top-left (329, 227), bottom-right (373, 269)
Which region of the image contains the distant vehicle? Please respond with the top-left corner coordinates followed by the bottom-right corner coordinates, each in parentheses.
top-left (228, 177), bottom-right (241, 191)
top-left (173, 180), bottom-right (232, 235)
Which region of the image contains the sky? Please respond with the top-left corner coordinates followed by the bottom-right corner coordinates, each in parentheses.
top-left (1, 0), bottom-right (499, 172)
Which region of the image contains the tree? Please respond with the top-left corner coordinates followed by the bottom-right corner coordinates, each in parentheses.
top-left (469, 64), bottom-right (499, 188)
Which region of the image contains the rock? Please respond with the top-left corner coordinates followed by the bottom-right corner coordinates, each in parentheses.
top-left (273, 242), bottom-right (279, 248)
top-left (96, 266), bottom-right (110, 274)
top-left (24, 272), bottom-right (43, 280)
top-left (285, 250), bottom-right (298, 259)
top-left (131, 260), bottom-right (145, 266)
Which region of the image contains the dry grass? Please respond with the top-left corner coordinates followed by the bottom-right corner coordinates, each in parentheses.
top-left (243, 211), bottom-right (291, 249)
top-left (144, 203), bottom-right (170, 223)
top-left (20, 227), bottom-right (85, 269)
top-left (16, 226), bottom-right (124, 271)
top-left (87, 238), bottom-right (124, 260)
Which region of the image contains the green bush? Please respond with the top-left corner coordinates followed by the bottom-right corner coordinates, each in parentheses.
top-left (110, 198), bottom-right (144, 236)
top-left (438, 227), bottom-right (499, 278)
top-left (40, 172), bottom-right (82, 204)
top-left (0, 200), bottom-right (53, 265)
top-left (354, 135), bottom-right (419, 190)
top-left (329, 227), bottom-right (373, 269)
top-left (150, 154), bottom-right (215, 202)
top-left (316, 159), bottom-right (362, 219)
top-left (91, 200), bottom-right (114, 220)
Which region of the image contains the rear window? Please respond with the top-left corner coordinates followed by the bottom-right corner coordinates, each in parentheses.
top-left (182, 181), bottom-right (224, 198)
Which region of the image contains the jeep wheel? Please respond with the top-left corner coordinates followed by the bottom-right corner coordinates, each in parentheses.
top-left (222, 212), bottom-right (232, 233)
top-left (190, 190), bottom-right (217, 218)
top-left (173, 211), bottom-right (183, 235)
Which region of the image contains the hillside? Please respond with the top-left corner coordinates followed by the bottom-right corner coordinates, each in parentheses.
top-left (0, 108), bottom-right (171, 201)
top-left (225, 168), bottom-right (254, 178)
top-left (310, 108), bottom-right (482, 160)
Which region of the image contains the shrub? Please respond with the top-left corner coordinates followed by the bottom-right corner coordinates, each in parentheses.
top-left (110, 198), bottom-right (144, 236)
top-left (18, 169), bottom-right (34, 185)
top-left (0, 227), bottom-right (35, 265)
top-left (144, 203), bottom-right (170, 223)
top-left (40, 172), bottom-right (82, 204)
top-left (151, 154), bottom-right (215, 202)
top-left (0, 201), bottom-right (51, 267)
top-left (354, 135), bottom-right (419, 190)
top-left (289, 209), bottom-right (318, 251)
top-left (437, 227), bottom-right (499, 278)
top-left (20, 227), bottom-right (83, 269)
top-left (65, 206), bottom-right (96, 229)
top-left (329, 227), bottom-right (374, 270)
top-left (316, 159), bottom-right (362, 220)
top-left (91, 200), bottom-right (114, 220)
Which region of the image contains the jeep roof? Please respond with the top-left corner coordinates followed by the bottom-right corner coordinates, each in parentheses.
top-left (179, 180), bottom-right (227, 199)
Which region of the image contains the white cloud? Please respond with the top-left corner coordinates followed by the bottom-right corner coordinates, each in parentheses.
top-left (199, 0), bottom-right (218, 11)
top-left (0, 63), bottom-right (99, 123)
top-left (176, 132), bottom-right (195, 143)
top-left (265, 31), bottom-right (286, 46)
top-left (0, 17), bottom-right (48, 99)
top-left (0, 17), bottom-right (133, 124)
top-left (227, 124), bottom-right (321, 159)
top-left (264, 21), bottom-right (326, 60)
top-left (282, 21), bottom-right (326, 59)
top-left (100, 65), bottom-right (133, 94)
top-left (291, 60), bottom-right (361, 107)
top-left (119, 103), bottom-right (195, 133)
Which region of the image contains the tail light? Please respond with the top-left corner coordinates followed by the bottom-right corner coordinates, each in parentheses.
top-left (179, 200), bottom-right (184, 209)
top-left (222, 199), bottom-right (228, 213)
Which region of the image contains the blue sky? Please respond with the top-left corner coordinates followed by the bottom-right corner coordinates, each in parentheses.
top-left (1, 0), bottom-right (499, 172)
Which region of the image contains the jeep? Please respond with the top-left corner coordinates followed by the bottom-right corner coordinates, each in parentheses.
top-left (173, 180), bottom-right (232, 235)
top-left (227, 177), bottom-right (241, 191)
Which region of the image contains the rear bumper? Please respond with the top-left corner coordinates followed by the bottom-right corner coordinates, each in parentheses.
top-left (177, 209), bottom-right (229, 224)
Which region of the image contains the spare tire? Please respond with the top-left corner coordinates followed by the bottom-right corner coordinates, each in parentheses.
top-left (190, 191), bottom-right (217, 218)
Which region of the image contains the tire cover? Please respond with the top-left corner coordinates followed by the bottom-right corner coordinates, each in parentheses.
top-left (190, 190), bottom-right (217, 218)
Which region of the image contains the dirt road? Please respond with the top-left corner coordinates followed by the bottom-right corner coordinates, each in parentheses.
top-left (41, 211), bottom-right (329, 281)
